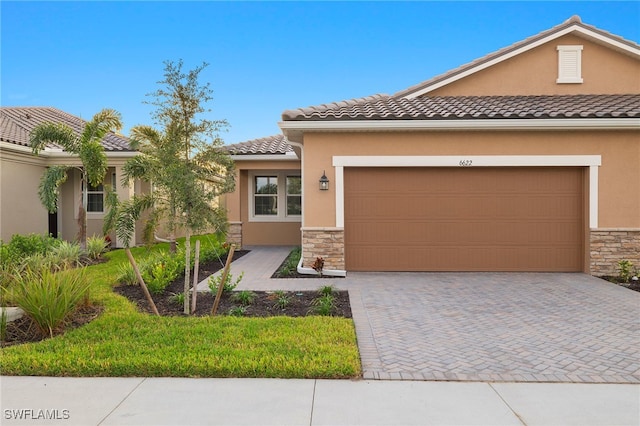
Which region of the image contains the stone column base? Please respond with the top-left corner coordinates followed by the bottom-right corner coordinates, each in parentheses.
top-left (301, 227), bottom-right (345, 271)
top-left (227, 222), bottom-right (242, 249)
top-left (590, 229), bottom-right (640, 276)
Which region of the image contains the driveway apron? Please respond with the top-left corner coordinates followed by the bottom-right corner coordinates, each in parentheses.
top-left (348, 272), bottom-right (640, 383)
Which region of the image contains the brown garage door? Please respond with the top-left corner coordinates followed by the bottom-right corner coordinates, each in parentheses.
top-left (344, 167), bottom-right (584, 272)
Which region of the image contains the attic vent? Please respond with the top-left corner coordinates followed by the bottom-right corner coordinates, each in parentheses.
top-left (557, 45), bottom-right (583, 84)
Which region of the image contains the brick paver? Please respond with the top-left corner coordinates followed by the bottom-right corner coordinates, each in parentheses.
top-left (202, 247), bottom-right (640, 383)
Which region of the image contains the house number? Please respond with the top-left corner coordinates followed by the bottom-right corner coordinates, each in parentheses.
top-left (459, 159), bottom-right (473, 166)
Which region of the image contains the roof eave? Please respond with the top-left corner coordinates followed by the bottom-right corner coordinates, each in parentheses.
top-left (279, 118), bottom-right (640, 135)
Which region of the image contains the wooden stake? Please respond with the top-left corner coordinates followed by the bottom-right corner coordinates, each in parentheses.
top-left (125, 248), bottom-right (159, 316)
top-left (190, 240), bottom-right (201, 314)
top-left (211, 244), bottom-right (236, 316)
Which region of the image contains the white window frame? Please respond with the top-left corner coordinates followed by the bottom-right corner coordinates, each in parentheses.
top-left (557, 45), bottom-right (583, 84)
top-left (248, 171), bottom-right (302, 222)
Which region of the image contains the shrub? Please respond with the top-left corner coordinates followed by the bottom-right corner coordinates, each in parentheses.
top-left (170, 292), bottom-right (185, 306)
top-left (1, 233), bottom-right (60, 268)
top-left (276, 247), bottom-right (301, 277)
top-left (142, 252), bottom-right (181, 295)
top-left (116, 262), bottom-right (138, 286)
top-left (231, 290), bottom-right (256, 306)
top-left (50, 241), bottom-right (83, 269)
top-left (617, 260), bottom-right (635, 283)
top-left (310, 294), bottom-right (335, 316)
top-left (208, 271), bottom-right (244, 295)
top-left (228, 306), bottom-right (247, 317)
top-left (12, 267), bottom-right (91, 337)
top-left (87, 235), bottom-right (109, 260)
top-left (318, 285), bottom-right (335, 297)
top-left (272, 290), bottom-right (291, 310)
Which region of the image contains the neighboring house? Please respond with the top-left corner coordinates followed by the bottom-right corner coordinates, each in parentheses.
top-left (0, 107), bottom-right (148, 245)
top-left (225, 16), bottom-right (640, 276)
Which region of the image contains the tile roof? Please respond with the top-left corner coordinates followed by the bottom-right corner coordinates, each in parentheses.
top-left (225, 134), bottom-right (293, 155)
top-left (0, 107), bottom-right (133, 151)
top-left (395, 16), bottom-right (640, 98)
top-left (282, 94), bottom-right (640, 121)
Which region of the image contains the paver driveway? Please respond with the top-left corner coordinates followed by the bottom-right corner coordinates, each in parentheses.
top-left (347, 272), bottom-right (640, 383)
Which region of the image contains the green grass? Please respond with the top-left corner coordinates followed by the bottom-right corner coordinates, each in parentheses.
top-left (0, 236), bottom-right (361, 378)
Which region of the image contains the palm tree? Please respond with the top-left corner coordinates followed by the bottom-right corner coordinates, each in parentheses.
top-left (30, 108), bottom-right (123, 249)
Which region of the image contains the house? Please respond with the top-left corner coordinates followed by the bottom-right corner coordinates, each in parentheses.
top-left (226, 16), bottom-right (640, 276)
top-left (0, 107), bottom-right (148, 245)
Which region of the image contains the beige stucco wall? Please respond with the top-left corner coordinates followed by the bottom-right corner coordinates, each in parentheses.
top-left (223, 159), bottom-right (301, 246)
top-left (301, 130), bottom-right (639, 229)
top-left (430, 35), bottom-right (640, 96)
top-left (0, 151), bottom-right (49, 241)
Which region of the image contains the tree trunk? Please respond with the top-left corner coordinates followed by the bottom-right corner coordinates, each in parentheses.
top-left (190, 240), bottom-right (201, 314)
top-left (211, 245), bottom-right (235, 316)
top-left (183, 229), bottom-right (191, 314)
top-left (125, 248), bottom-right (159, 316)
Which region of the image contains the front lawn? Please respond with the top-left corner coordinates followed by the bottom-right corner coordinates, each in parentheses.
top-left (0, 237), bottom-right (361, 378)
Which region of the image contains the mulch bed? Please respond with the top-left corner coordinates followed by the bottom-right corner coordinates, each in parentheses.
top-left (598, 276), bottom-right (640, 293)
top-left (113, 250), bottom-right (352, 318)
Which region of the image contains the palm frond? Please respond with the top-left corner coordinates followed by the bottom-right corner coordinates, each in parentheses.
top-left (38, 166), bottom-right (69, 212)
top-left (79, 141), bottom-right (108, 187)
top-left (29, 123), bottom-right (77, 154)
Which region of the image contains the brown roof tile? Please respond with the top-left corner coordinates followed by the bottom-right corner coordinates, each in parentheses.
top-left (281, 94), bottom-right (640, 121)
top-left (0, 107), bottom-right (133, 151)
top-left (225, 134), bottom-right (293, 155)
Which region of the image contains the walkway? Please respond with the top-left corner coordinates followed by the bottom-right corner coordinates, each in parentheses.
top-left (2, 376), bottom-right (638, 425)
top-left (196, 247), bottom-right (640, 384)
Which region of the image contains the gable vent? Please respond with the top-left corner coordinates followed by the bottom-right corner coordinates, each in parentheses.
top-left (557, 45), bottom-right (583, 83)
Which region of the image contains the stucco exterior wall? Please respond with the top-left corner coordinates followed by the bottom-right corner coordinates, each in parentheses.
top-left (429, 35), bottom-right (640, 96)
top-left (0, 152), bottom-right (48, 241)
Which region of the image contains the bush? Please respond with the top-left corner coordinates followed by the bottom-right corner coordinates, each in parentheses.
top-left (310, 294), bottom-right (335, 316)
top-left (87, 235), bottom-right (109, 260)
top-left (1, 233), bottom-right (60, 268)
top-left (318, 285), bottom-right (335, 297)
top-left (275, 247), bottom-right (301, 277)
top-left (49, 241), bottom-right (83, 269)
top-left (142, 251), bottom-right (181, 295)
top-left (231, 290), bottom-right (256, 306)
top-left (208, 271), bottom-right (244, 295)
top-left (12, 267), bottom-right (91, 337)
top-left (116, 262), bottom-right (138, 286)
top-left (617, 260), bottom-right (635, 283)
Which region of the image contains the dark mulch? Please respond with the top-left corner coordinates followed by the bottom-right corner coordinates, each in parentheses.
top-left (2, 304), bottom-right (104, 347)
top-left (114, 250), bottom-right (352, 318)
top-left (598, 276), bottom-right (640, 293)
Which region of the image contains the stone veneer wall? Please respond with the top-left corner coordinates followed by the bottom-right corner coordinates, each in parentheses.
top-left (590, 229), bottom-right (640, 276)
top-left (302, 228), bottom-right (345, 271)
top-left (227, 222), bottom-right (243, 249)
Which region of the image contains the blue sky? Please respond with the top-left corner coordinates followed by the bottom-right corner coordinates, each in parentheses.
top-left (2, 1), bottom-right (638, 145)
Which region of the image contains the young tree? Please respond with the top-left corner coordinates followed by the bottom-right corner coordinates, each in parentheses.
top-left (124, 60), bottom-right (235, 314)
top-left (30, 109), bottom-right (123, 249)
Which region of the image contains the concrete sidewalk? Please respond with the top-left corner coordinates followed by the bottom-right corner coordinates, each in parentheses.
top-left (2, 376), bottom-right (638, 425)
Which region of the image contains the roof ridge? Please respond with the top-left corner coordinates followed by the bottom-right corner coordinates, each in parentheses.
top-left (394, 17), bottom-right (640, 99)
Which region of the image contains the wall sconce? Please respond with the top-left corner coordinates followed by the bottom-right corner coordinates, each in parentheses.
top-left (319, 171), bottom-right (329, 191)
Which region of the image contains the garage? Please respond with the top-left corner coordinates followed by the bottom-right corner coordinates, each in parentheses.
top-left (344, 167), bottom-right (585, 272)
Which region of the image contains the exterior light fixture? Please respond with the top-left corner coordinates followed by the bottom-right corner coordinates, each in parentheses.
top-left (319, 171), bottom-right (329, 190)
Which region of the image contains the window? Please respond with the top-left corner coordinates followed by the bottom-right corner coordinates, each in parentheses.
top-left (557, 45), bottom-right (583, 83)
top-left (254, 176), bottom-right (278, 216)
top-left (83, 181), bottom-right (104, 213)
top-left (286, 176), bottom-right (302, 215)
top-left (250, 172), bottom-right (301, 221)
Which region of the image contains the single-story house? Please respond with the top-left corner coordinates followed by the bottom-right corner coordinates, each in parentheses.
top-left (0, 107), bottom-right (148, 245)
top-left (223, 16), bottom-right (640, 276)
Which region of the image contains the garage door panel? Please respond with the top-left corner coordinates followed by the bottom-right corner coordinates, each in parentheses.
top-left (345, 167), bottom-right (584, 272)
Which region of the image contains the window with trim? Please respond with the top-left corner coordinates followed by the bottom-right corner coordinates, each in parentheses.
top-left (82, 181), bottom-right (105, 212)
top-left (250, 172), bottom-right (301, 221)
